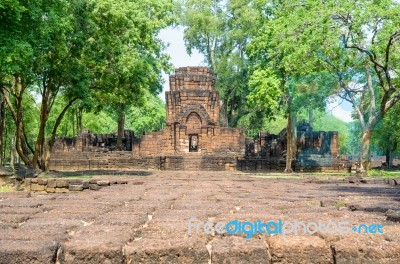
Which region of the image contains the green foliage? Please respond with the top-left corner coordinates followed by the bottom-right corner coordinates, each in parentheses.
top-left (82, 111), bottom-right (117, 135)
top-left (372, 104), bottom-right (400, 156)
top-left (247, 68), bottom-right (281, 116)
top-left (126, 93), bottom-right (166, 135)
top-left (182, 0), bottom-right (266, 126)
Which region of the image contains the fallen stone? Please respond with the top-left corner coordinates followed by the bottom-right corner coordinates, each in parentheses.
top-left (97, 180), bottom-right (110, 186)
top-left (386, 209), bottom-right (400, 222)
top-left (69, 184), bottom-right (83, 191)
top-left (116, 180), bottom-right (128, 184)
top-left (89, 179), bottom-right (98, 184)
top-left (89, 184), bottom-right (100, 190)
top-left (30, 184), bottom-right (45, 192)
top-left (82, 181), bottom-right (90, 189)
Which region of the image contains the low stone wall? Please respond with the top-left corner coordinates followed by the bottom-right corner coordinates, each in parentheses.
top-left (50, 151), bottom-right (161, 171)
top-left (50, 151), bottom-right (350, 172)
top-left (25, 178), bottom-right (127, 193)
top-left (237, 158), bottom-right (351, 172)
top-left (162, 155), bottom-right (237, 171)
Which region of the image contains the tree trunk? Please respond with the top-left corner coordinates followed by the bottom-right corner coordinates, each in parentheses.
top-left (386, 141), bottom-right (397, 168)
top-left (285, 112), bottom-right (293, 173)
top-left (42, 98), bottom-right (78, 172)
top-left (219, 100), bottom-right (229, 127)
top-left (31, 91), bottom-right (49, 170)
top-left (308, 108), bottom-right (313, 129)
top-left (0, 96), bottom-right (5, 165)
top-left (1, 77), bottom-right (33, 165)
top-left (116, 104), bottom-right (125, 151)
top-left (291, 112), bottom-right (297, 157)
top-left (359, 129), bottom-right (372, 173)
top-left (10, 135), bottom-right (16, 170)
top-left (385, 149), bottom-right (392, 168)
top-left (77, 107), bottom-right (83, 135)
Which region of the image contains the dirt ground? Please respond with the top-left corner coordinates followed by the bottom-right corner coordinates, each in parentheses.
top-left (0, 171), bottom-right (399, 264)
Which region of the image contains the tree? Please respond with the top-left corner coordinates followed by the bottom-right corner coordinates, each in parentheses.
top-left (372, 104), bottom-right (400, 167)
top-left (246, 1), bottom-right (330, 172)
top-left (255, 0), bottom-right (400, 172)
top-left (0, 0), bottom-right (175, 170)
top-left (87, 0), bottom-right (174, 150)
top-left (0, 0), bottom-right (91, 170)
top-left (181, 0), bottom-right (265, 126)
top-left (126, 92), bottom-right (166, 135)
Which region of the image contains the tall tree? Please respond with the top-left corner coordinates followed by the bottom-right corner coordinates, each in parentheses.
top-left (246, 1), bottom-right (330, 172)
top-left (261, 0), bottom-right (400, 172)
top-left (182, 0), bottom-right (265, 126)
top-left (0, 0), bottom-right (90, 169)
top-left (87, 0), bottom-right (174, 150)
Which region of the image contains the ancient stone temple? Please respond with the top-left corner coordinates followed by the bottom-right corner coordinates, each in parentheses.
top-left (133, 67), bottom-right (244, 156)
top-left (132, 67), bottom-right (245, 169)
top-left (49, 66), bottom-right (348, 172)
top-left (50, 67), bottom-right (245, 171)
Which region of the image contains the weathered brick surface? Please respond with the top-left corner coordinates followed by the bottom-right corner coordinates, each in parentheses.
top-left (132, 67), bottom-right (245, 163)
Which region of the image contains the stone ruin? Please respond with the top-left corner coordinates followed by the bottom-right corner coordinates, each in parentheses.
top-left (50, 66), bottom-right (348, 172)
top-left (239, 120), bottom-right (347, 172)
top-left (50, 67), bottom-right (245, 171)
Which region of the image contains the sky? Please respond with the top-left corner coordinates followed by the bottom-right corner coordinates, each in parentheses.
top-left (158, 27), bottom-right (204, 100)
top-left (158, 27), bottom-right (354, 122)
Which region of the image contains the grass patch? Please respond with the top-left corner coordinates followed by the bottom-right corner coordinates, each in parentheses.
top-left (0, 184), bottom-right (12, 192)
top-left (368, 169), bottom-right (400, 178)
top-left (335, 200), bottom-right (348, 209)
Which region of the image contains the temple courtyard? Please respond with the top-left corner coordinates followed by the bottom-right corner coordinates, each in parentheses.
top-left (0, 171), bottom-right (399, 263)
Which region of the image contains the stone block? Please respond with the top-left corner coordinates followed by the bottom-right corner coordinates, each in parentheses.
top-left (37, 178), bottom-right (48, 185)
top-left (89, 184), bottom-right (100, 190)
top-left (56, 179), bottom-right (69, 188)
top-left (30, 183), bottom-right (45, 192)
top-left (69, 184), bottom-right (83, 191)
top-left (82, 180), bottom-right (90, 189)
top-left (97, 180), bottom-right (110, 186)
top-left (55, 187), bottom-right (69, 193)
top-left (47, 179), bottom-right (57, 188)
top-left (46, 187), bottom-right (56, 193)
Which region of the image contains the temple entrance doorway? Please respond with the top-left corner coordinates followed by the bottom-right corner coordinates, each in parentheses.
top-left (189, 134), bottom-right (198, 152)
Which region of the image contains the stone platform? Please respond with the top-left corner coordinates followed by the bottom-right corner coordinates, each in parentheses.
top-left (0, 171), bottom-right (399, 263)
